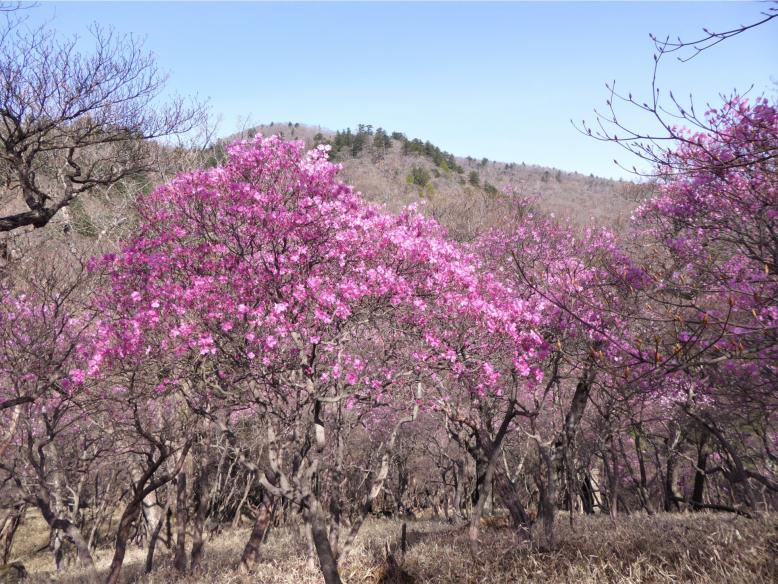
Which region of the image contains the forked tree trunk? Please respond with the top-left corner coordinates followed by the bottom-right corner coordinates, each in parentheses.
top-left (144, 501), bottom-right (168, 574)
top-left (461, 408), bottom-right (518, 551)
top-left (35, 494), bottom-right (96, 576)
top-left (494, 471), bottom-right (531, 540)
top-left (140, 489), bottom-right (162, 549)
top-left (105, 443), bottom-right (192, 584)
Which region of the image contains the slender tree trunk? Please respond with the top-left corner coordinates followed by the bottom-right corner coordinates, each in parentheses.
top-left (605, 438), bottom-right (620, 519)
top-left (165, 507), bottom-right (173, 550)
top-left (1, 506), bottom-right (24, 564)
top-left (144, 501), bottom-right (169, 574)
top-left (190, 453), bottom-right (211, 574)
top-left (305, 503), bottom-right (342, 584)
top-left (691, 434), bottom-right (709, 511)
top-left (104, 501), bottom-right (142, 584)
top-left (239, 494), bottom-right (273, 573)
top-left (232, 473), bottom-right (254, 528)
top-left (88, 474), bottom-right (116, 551)
top-left (173, 471), bottom-right (188, 573)
top-left (452, 460), bottom-right (465, 521)
top-left (537, 443), bottom-right (558, 548)
top-left (663, 426), bottom-right (683, 512)
top-left (634, 433), bottom-right (654, 514)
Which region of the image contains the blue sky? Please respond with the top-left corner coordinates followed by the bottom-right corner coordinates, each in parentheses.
top-left (22, 1), bottom-right (778, 179)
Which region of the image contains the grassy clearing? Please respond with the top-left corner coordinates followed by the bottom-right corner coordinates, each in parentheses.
top-left (12, 513), bottom-right (778, 583)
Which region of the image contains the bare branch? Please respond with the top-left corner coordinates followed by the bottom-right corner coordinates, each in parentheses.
top-left (0, 16), bottom-right (208, 232)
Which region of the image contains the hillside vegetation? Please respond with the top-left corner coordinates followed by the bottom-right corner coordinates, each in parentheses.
top-left (1, 122), bottom-right (639, 274)
top-left (221, 122), bottom-right (641, 238)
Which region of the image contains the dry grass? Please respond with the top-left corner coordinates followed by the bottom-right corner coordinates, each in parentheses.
top-left (11, 512), bottom-right (778, 583)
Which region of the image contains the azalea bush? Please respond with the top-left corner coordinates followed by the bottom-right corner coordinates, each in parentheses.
top-left (87, 136), bottom-right (545, 583)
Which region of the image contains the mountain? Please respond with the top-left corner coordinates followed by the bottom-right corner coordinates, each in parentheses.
top-left (227, 122), bottom-right (645, 240)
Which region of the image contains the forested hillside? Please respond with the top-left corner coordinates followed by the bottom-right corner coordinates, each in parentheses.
top-left (223, 122), bottom-right (640, 238)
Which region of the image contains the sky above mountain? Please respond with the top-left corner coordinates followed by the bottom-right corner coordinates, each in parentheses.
top-left (23, 1), bottom-right (777, 179)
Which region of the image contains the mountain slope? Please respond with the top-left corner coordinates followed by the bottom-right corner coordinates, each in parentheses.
top-left (237, 122), bottom-right (643, 239)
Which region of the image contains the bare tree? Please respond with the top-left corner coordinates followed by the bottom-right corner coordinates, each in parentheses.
top-left (575, 2), bottom-right (778, 176)
top-left (0, 15), bottom-right (206, 232)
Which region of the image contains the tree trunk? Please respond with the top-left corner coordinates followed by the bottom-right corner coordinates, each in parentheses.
top-left (144, 502), bottom-right (167, 575)
top-left (190, 454), bottom-right (211, 574)
top-left (494, 471), bottom-right (531, 540)
top-left (452, 460), bottom-right (465, 521)
top-left (305, 503), bottom-right (342, 584)
top-left (634, 433), bottom-right (653, 514)
top-left (64, 523), bottom-right (95, 572)
top-left (232, 473), bottom-right (253, 528)
top-left (581, 472), bottom-right (596, 514)
top-left (173, 471), bottom-right (188, 573)
top-left (35, 495), bottom-right (96, 575)
top-left (690, 433), bottom-right (709, 511)
top-left (104, 441), bottom-right (191, 584)
top-left (664, 454), bottom-right (680, 512)
top-left (140, 490), bottom-right (162, 550)
top-left (604, 438), bottom-right (620, 519)
top-left (468, 452), bottom-right (497, 551)
top-left (537, 443), bottom-right (558, 548)
top-left (238, 495), bottom-right (273, 573)
top-left (1, 506), bottom-right (24, 564)
top-left (104, 501), bottom-right (141, 584)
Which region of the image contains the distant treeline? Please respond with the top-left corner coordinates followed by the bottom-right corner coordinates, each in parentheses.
top-left (319, 125), bottom-right (465, 174)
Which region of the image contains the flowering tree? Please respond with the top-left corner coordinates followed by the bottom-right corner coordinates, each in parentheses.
top-left (0, 278), bottom-right (101, 573)
top-left (0, 269), bottom-right (196, 582)
top-left (475, 199), bottom-right (649, 542)
top-left (91, 136), bottom-right (545, 582)
top-left (633, 97), bottom-right (778, 506)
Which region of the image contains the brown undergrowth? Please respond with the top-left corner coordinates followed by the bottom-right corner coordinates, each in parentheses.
top-left (14, 513), bottom-right (778, 583)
